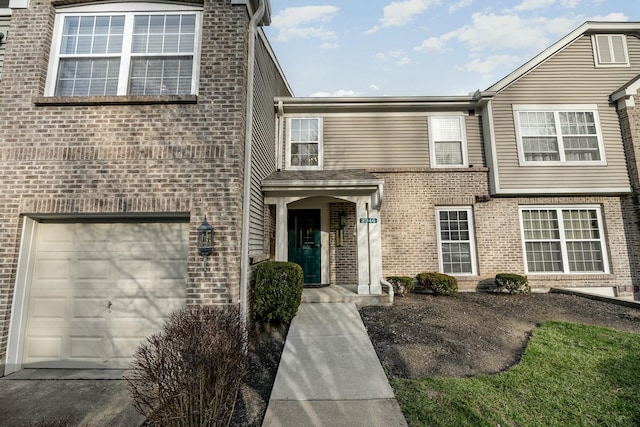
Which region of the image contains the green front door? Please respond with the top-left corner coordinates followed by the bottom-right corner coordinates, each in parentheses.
top-left (288, 209), bottom-right (322, 284)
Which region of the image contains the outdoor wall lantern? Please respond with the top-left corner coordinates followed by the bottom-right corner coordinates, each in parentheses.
top-left (337, 212), bottom-right (346, 247)
top-left (197, 216), bottom-right (214, 273)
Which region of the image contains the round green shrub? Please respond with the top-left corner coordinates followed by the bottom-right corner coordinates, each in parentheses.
top-left (415, 272), bottom-right (458, 296)
top-left (252, 261), bottom-right (303, 324)
top-left (386, 276), bottom-right (415, 296)
top-left (495, 273), bottom-right (530, 294)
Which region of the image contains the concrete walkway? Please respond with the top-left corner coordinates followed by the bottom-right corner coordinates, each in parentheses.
top-left (262, 302), bottom-right (407, 427)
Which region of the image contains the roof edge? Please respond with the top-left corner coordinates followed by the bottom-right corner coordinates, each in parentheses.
top-left (485, 21), bottom-right (640, 94)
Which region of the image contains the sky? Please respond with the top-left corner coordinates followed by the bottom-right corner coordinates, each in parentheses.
top-left (262, 0), bottom-right (639, 97)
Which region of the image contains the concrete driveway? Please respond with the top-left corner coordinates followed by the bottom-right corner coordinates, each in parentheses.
top-left (0, 370), bottom-right (144, 427)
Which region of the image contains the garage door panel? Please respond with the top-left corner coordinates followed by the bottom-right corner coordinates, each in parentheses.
top-left (30, 297), bottom-right (66, 319)
top-left (34, 259), bottom-right (70, 282)
top-left (23, 221), bottom-right (188, 369)
top-left (73, 298), bottom-right (110, 320)
top-left (26, 336), bottom-right (63, 359)
top-left (76, 259), bottom-right (110, 280)
top-left (70, 336), bottom-right (106, 359)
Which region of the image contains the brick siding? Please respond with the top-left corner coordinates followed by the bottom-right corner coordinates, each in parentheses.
top-left (374, 169), bottom-right (634, 293)
top-left (0, 1), bottom-right (251, 371)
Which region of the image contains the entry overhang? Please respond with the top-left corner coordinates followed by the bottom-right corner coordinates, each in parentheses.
top-left (262, 169), bottom-right (384, 205)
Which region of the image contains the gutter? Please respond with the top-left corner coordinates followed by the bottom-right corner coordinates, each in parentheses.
top-left (240, 0), bottom-right (266, 327)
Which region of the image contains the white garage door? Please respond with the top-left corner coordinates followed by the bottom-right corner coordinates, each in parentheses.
top-left (23, 222), bottom-right (188, 369)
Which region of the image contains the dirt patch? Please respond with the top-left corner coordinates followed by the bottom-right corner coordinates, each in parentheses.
top-left (232, 322), bottom-right (288, 427)
top-left (359, 292), bottom-right (640, 379)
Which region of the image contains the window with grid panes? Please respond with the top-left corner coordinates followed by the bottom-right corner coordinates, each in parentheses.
top-left (515, 106), bottom-right (604, 164)
top-left (429, 116), bottom-right (467, 167)
top-left (520, 207), bottom-right (607, 274)
top-left (287, 118), bottom-right (322, 169)
top-left (436, 207), bottom-right (477, 275)
top-left (46, 3), bottom-right (200, 97)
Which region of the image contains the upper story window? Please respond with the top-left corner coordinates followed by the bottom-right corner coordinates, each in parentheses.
top-left (45, 3), bottom-right (201, 97)
top-left (429, 116), bottom-right (468, 167)
top-left (592, 34), bottom-right (629, 67)
top-left (520, 206), bottom-right (608, 274)
top-left (286, 117), bottom-right (323, 170)
top-left (513, 105), bottom-right (605, 165)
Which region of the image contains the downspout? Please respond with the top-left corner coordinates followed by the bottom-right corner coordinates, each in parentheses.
top-left (240, 0), bottom-right (266, 327)
top-left (276, 99), bottom-right (284, 171)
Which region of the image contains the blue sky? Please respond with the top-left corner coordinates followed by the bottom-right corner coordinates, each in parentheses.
top-left (262, 0), bottom-right (639, 97)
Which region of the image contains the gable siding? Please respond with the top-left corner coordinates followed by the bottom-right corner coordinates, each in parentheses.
top-left (249, 35), bottom-right (290, 254)
top-left (0, 14), bottom-right (10, 79)
top-left (493, 34), bottom-right (640, 192)
top-left (281, 114), bottom-right (484, 170)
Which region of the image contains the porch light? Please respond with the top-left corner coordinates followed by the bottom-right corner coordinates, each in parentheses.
top-left (197, 216), bottom-right (214, 273)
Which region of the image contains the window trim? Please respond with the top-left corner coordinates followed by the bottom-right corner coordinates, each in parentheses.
top-left (428, 115), bottom-right (468, 168)
top-left (45, 2), bottom-right (202, 97)
top-left (285, 116), bottom-right (324, 171)
top-left (435, 206), bottom-right (478, 276)
top-left (592, 34), bottom-right (630, 68)
top-left (513, 104), bottom-right (606, 166)
top-left (518, 205), bottom-right (610, 275)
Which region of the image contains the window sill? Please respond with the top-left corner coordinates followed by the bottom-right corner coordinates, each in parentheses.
top-left (33, 95), bottom-right (198, 106)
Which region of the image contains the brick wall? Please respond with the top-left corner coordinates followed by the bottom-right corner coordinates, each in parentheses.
top-left (329, 203), bottom-right (357, 286)
top-left (619, 96), bottom-right (640, 298)
top-left (374, 169), bottom-right (634, 293)
top-left (0, 1), bottom-right (252, 370)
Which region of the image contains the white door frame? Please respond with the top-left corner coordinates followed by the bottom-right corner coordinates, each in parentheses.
top-left (5, 216), bottom-right (38, 375)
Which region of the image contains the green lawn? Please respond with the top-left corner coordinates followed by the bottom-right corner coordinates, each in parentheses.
top-left (392, 321), bottom-right (640, 427)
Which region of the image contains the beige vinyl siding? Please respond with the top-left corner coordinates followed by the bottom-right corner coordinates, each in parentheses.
top-left (0, 13), bottom-right (9, 79)
top-left (300, 114), bottom-right (485, 170)
top-left (465, 115), bottom-right (484, 167)
top-left (249, 35), bottom-right (291, 254)
top-left (323, 116), bottom-right (428, 169)
top-left (493, 34), bottom-right (639, 192)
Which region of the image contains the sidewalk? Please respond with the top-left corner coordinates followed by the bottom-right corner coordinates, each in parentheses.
top-left (262, 302), bottom-right (407, 427)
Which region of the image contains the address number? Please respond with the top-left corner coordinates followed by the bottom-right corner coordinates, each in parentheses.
top-left (359, 218), bottom-right (378, 224)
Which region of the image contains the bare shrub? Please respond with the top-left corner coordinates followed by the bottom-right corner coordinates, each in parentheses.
top-left (125, 306), bottom-right (247, 427)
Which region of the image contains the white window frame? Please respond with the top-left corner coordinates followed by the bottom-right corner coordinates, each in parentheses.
top-left (592, 34), bottom-right (630, 68)
top-left (519, 205), bottom-right (609, 275)
top-left (45, 2), bottom-right (202, 97)
top-left (513, 104), bottom-right (606, 166)
top-left (285, 117), bottom-right (323, 170)
top-left (429, 115), bottom-right (468, 168)
top-left (435, 206), bottom-right (477, 276)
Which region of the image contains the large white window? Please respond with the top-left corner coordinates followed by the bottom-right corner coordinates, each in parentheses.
top-left (520, 206), bottom-right (608, 274)
top-left (592, 34), bottom-right (629, 67)
top-left (436, 207), bottom-right (477, 275)
top-left (429, 116), bottom-right (468, 167)
top-left (514, 105), bottom-right (605, 165)
top-left (286, 117), bottom-right (323, 170)
top-left (46, 3), bottom-right (201, 97)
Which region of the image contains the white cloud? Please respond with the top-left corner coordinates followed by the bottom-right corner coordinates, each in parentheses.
top-left (513, 0), bottom-right (556, 12)
top-left (414, 36), bottom-right (447, 52)
top-left (376, 50), bottom-right (409, 60)
top-left (309, 89), bottom-right (365, 97)
top-left (588, 12), bottom-right (628, 21)
top-left (397, 57), bottom-right (412, 66)
top-left (321, 42), bottom-right (339, 49)
top-left (369, 84), bottom-right (381, 92)
top-left (560, 0), bottom-right (580, 7)
top-left (448, 0), bottom-right (473, 13)
top-left (271, 6), bottom-right (339, 42)
top-left (456, 54), bottom-right (522, 80)
top-left (446, 13), bottom-right (580, 53)
top-left (366, 0), bottom-right (439, 34)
